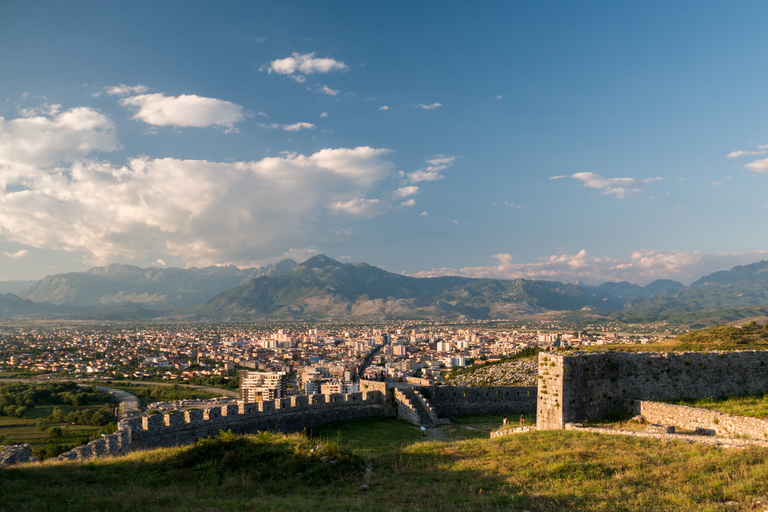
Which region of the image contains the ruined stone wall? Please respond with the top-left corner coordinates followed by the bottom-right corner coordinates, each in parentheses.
top-left (537, 351), bottom-right (768, 429)
top-left (637, 401), bottom-right (768, 440)
top-left (425, 386), bottom-right (537, 417)
top-left (0, 444), bottom-right (31, 465)
top-left (359, 380), bottom-right (389, 394)
top-left (57, 391), bottom-right (390, 461)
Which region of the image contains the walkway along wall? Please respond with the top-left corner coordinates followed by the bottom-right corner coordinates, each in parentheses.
top-left (537, 351), bottom-right (768, 430)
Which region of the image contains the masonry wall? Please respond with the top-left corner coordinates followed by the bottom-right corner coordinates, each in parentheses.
top-left (425, 386), bottom-right (537, 417)
top-left (57, 391), bottom-right (390, 461)
top-left (637, 401), bottom-right (768, 440)
top-left (537, 351), bottom-right (768, 429)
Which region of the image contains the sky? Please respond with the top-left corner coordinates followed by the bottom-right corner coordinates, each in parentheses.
top-left (1, 1), bottom-right (768, 285)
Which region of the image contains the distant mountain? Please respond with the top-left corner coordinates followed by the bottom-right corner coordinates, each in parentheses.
top-left (617, 261), bottom-right (768, 325)
top-left (0, 293), bottom-right (51, 317)
top-left (589, 279), bottom-right (683, 302)
top-left (197, 255), bottom-right (631, 320)
top-left (19, 260), bottom-right (296, 308)
top-left (0, 280), bottom-right (36, 295)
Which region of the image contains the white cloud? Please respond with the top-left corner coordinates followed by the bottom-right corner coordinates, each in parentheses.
top-left (320, 112), bottom-right (328, 118)
top-left (260, 122), bottom-right (316, 131)
top-left (418, 103), bottom-right (442, 110)
top-left (394, 186), bottom-right (419, 198)
top-left (400, 199), bottom-right (416, 207)
top-left (407, 155), bottom-right (456, 183)
top-left (104, 84), bottom-right (149, 96)
top-left (154, 258), bottom-right (166, 266)
top-left (745, 157), bottom-right (768, 173)
top-left (378, 105), bottom-right (389, 111)
top-left (548, 175), bottom-right (566, 180)
top-left (118, 93), bottom-right (243, 129)
top-left (318, 85), bottom-right (339, 96)
top-left (283, 122), bottom-right (315, 132)
top-left (0, 104), bottom-right (419, 265)
top-left (331, 198), bottom-right (381, 217)
top-left (571, 172), bottom-right (662, 199)
top-left (496, 95), bottom-right (503, 100)
top-left (2, 249), bottom-right (29, 259)
top-left (420, 211), bottom-right (428, 216)
top-left (0, 106), bottom-right (118, 168)
top-left (411, 249), bottom-right (768, 286)
top-left (264, 52), bottom-right (348, 82)
top-left (727, 149), bottom-right (766, 158)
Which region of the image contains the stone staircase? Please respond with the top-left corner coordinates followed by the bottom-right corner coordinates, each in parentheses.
top-left (395, 388), bottom-right (447, 428)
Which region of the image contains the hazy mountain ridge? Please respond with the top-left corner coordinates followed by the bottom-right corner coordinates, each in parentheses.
top-left (6, 256), bottom-right (768, 325)
top-left (18, 259), bottom-right (297, 308)
top-left (196, 255), bottom-right (681, 321)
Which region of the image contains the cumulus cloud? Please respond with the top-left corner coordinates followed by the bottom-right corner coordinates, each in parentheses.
top-left (727, 149), bottom-right (766, 158)
top-left (745, 158), bottom-right (768, 173)
top-left (407, 155), bottom-right (456, 183)
top-left (0, 106), bottom-right (423, 265)
top-left (418, 103), bottom-right (442, 110)
top-left (379, 105), bottom-right (389, 111)
top-left (260, 122), bottom-right (316, 132)
top-left (548, 175), bottom-right (566, 180)
top-left (394, 186), bottom-right (419, 198)
top-left (283, 122), bottom-right (315, 132)
top-left (104, 84), bottom-right (149, 96)
top-left (264, 52), bottom-right (348, 82)
top-left (3, 249), bottom-right (29, 259)
top-left (318, 85), bottom-right (339, 96)
top-left (0, 106), bottom-right (118, 168)
top-left (571, 172), bottom-right (662, 198)
top-left (118, 93), bottom-right (243, 129)
top-left (410, 249), bottom-right (768, 285)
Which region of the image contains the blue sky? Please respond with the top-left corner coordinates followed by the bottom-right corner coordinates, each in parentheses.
top-left (1, 1), bottom-right (768, 285)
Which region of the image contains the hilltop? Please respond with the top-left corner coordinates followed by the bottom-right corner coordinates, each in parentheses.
top-left (2, 418), bottom-right (768, 511)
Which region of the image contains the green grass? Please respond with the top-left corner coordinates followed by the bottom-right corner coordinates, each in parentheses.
top-left (3, 420), bottom-right (768, 511)
top-left (671, 393), bottom-right (768, 419)
top-left (446, 413), bottom-right (535, 440)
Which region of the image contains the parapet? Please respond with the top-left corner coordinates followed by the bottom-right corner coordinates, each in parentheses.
top-left (56, 389), bottom-right (388, 462)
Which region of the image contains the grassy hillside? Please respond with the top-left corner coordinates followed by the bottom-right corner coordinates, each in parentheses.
top-left (3, 417), bottom-right (768, 511)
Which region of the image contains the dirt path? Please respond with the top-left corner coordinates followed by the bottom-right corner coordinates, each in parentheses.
top-left (93, 386), bottom-right (140, 419)
top-left (425, 426), bottom-right (451, 441)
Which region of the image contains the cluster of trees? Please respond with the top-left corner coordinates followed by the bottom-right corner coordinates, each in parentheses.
top-left (0, 381), bottom-right (116, 418)
top-left (46, 403), bottom-right (116, 427)
top-left (187, 372), bottom-right (239, 390)
top-left (120, 383), bottom-right (213, 402)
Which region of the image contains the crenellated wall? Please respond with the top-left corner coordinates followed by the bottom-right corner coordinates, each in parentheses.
top-left (56, 391), bottom-right (389, 461)
top-left (537, 350), bottom-right (768, 429)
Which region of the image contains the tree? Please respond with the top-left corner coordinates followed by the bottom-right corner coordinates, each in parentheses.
top-left (49, 426), bottom-right (63, 439)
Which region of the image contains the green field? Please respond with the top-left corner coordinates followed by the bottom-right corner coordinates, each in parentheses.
top-left (0, 403), bottom-right (111, 458)
top-left (5, 416), bottom-right (768, 511)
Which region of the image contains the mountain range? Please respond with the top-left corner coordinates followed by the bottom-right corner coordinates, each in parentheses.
top-left (2, 255), bottom-right (768, 326)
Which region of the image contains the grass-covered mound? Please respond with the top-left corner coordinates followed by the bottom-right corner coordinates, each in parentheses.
top-left (3, 417), bottom-right (768, 511)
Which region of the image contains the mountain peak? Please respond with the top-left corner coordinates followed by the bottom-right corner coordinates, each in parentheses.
top-left (299, 254), bottom-right (343, 269)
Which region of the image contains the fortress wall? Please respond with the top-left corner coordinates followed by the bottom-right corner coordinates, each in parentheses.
top-left (537, 351), bottom-right (768, 429)
top-left (425, 386), bottom-right (537, 417)
top-left (58, 390), bottom-right (389, 461)
top-left (637, 401), bottom-right (768, 440)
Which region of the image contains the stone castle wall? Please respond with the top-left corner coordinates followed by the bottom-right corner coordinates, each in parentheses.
top-left (537, 351), bottom-right (768, 429)
top-left (425, 386), bottom-right (537, 417)
top-left (636, 401), bottom-right (768, 440)
top-left (57, 391), bottom-right (389, 461)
